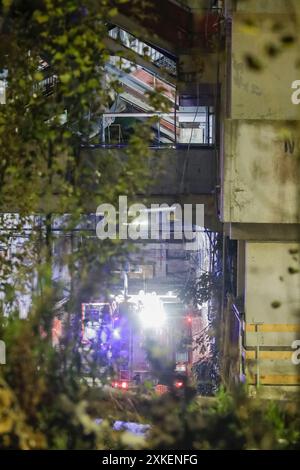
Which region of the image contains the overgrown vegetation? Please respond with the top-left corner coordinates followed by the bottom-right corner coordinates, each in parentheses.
top-left (0, 0), bottom-right (299, 450)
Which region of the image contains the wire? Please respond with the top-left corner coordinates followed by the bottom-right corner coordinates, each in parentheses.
top-left (179, 83), bottom-right (200, 194)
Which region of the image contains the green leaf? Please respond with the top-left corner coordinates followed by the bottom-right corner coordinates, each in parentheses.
top-left (54, 52), bottom-right (64, 61)
top-left (34, 72), bottom-right (44, 81)
top-left (2, 0), bottom-right (13, 12)
top-left (59, 73), bottom-right (72, 84)
top-left (108, 8), bottom-right (118, 17)
top-left (33, 11), bottom-right (49, 24)
top-left (87, 78), bottom-right (99, 88)
top-left (56, 35), bottom-right (68, 46)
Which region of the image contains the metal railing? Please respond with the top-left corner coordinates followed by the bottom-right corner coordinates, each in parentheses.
top-left (108, 26), bottom-right (177, 76)
top-left (93, 109), bottom-right (214, 148)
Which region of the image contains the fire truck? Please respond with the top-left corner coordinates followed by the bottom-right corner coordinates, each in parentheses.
top-left (80, 296), bottom-right (193, 391)
top-left (81, 300), bottom-right (152, 389)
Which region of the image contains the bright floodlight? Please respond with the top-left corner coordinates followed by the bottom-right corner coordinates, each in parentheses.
top-left (138, 292), bottom-right (166, 329)
top-left (112, 328), bottom-right (121, 339)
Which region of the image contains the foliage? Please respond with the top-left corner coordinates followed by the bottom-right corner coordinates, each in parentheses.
top-left (146, 387), bottom-right (300, 450)
top-left (0, 0), bottom-right (168, 450)
top-left (0, 0), bottom-right (299, 452)
top-left (181, 272), bottom-right (214, 307)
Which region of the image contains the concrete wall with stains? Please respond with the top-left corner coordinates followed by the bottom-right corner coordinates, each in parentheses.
top-left (222, 120), bottom-right (300, 223)
top-left (236, 0), bottom-right (298, 14)
top-left (244, 241), bottom-right (300, 393)
top-left (222, 0), bottom-right (300, 397)
top-left (245, 242), bottom-right (300, 327)
top-left (230, 11), bottom-right (300, 120)
top-left (82, 147), bottom-right (216, 196)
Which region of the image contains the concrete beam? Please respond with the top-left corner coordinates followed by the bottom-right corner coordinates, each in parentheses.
top-left (112, 13), bottom-right (176, 57)
top-left (229, 223), bottom-right (300, 241)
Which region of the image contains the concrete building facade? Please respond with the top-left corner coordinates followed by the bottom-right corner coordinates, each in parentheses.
top-left (221, 0), bottom-right (300, 398)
